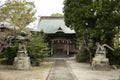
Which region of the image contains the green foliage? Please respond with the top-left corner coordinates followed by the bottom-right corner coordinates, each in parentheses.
top-left (108, 47), bottom-right (120, 65)
top-left (64, 0), bottom-right (120, 64)
top-left (27, 32), bottom-right (49, 66)
top-left (51, 13), bottom-right (63, 16)
top-left (0, 45), bottom-right (18, 65)
top-left (63, 0), bottom-right (120, 46)
top-left (76, 44), bottom-right (90, 62)
top-left (0, 32), bottom-right (49, 66)
top-left (0, 0), bottom-right (36, 31)
top-left (0, 0), bottom-right (37, 65)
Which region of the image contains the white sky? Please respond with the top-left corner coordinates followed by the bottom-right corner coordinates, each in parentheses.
top-left (34, 0), bottom-right (64, 16)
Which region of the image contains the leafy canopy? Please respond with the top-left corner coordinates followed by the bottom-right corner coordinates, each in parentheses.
top-left (64, 0), bottom-right (120, 64)
top-left (0, 0), bottom-right (36, 30)
top-left (63, 0), bottom-right (120, 46)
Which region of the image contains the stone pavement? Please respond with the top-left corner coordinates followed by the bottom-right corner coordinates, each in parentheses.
top-left (47, 59), bottom-right (76, 80)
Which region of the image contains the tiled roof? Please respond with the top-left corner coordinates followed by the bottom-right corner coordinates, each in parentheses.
top-left (37, 16), bottom-right (75, 33)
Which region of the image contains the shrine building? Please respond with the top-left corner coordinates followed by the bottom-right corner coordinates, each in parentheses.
top-left (37, 16), bottom-right (79, 57)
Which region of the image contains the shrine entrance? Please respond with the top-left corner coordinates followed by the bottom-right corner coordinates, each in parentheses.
top-left (45, 27), bottom-right (79, 58)
top-left (51, 39), bottom-right (71, 57)
top-left (52, 43), bottom-right (67, 57)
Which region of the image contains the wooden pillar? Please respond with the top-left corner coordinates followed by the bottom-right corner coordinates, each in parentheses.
top-left (51, 41), bottom-right (54, 55)
top-left (67, 43), bottom-right (69, 55)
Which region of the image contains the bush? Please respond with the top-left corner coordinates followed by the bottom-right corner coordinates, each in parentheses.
top-left (107, 47), bottom-right (120, 65)
top-left (27, 32), bottom-right (49, 66)
top-left (0, 46), bottom-right (17, 65)
top-left (76, 44), bottom-right (90, 63)
top-left (27, 46), bottom-right (49, 66)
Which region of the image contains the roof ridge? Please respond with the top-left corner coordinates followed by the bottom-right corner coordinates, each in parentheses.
top-left (39, 16), bottom-right (64, 19)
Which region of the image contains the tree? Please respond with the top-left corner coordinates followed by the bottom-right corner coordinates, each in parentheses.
top-left (51, 13), bottom-right (63, 16)
top-left (64, 0), bottom-right (120, 64)
top-left (0, 0), bottom-right (36, 65)
top-left (27, 32), bottom-right (49, 66)
top-left (63, 0), bottom-right (120, 46)
top-left (0, 0), bottom-right (36, 49)
top-left (0, 0), bottom-right (36, 31)
top-left (0, 0), bottom-right (36, 54)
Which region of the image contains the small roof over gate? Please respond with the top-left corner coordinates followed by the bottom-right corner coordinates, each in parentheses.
top-left (37, 16), bottom-right (75, 34)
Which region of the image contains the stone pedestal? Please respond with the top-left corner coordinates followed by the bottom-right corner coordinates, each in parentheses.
top-left (14, 56), bottom-right (31, 70)
top-left (91, 53), bottom-right (110, 70)
top-left (13, 44), bottom-right (31, 70)
top-left (91, 42), bottom-right (113, 70)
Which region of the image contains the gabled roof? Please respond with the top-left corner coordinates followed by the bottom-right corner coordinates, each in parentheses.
top-left (56, 27), bottom-right (64, 33)
top-left (37, 16), bottom-right (75, 34)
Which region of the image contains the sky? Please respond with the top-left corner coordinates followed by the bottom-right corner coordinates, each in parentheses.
top-left (34, 0), bottom-right (64, 16)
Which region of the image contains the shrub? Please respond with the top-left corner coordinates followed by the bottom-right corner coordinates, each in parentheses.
top-left (0, 46), bottom-right (17, 65)
top-left (108, 47), bottom-right (120, 65)
top-left (76, 44), bottom-right (90, 63)
top-left (27, 32), bottom-right (49, 66)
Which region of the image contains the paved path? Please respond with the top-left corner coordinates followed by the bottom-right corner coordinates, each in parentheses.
top-left (47, 59), bottom-right (76, 80)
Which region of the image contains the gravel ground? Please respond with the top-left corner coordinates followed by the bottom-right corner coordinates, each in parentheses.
top-left (0, 62), bottom-right (53, 80)
top-left (0, 60), bottom-right (119, 80)
top-left (67, 60), bottom-right (120, 80)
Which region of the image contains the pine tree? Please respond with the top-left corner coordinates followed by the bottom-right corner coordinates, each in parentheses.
top-left (27, 32), bottom-right (49, 66)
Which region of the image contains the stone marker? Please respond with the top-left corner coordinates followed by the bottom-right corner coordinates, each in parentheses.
top-left (13, 43), bottom-right (31, 70)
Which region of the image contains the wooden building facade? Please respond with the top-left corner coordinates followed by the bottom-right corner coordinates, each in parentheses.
top-left (37, 16), bottom-right (79, 57)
